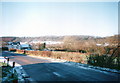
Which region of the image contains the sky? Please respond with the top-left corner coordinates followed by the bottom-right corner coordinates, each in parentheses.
top-left (0, 1), bottom-right (118, 37)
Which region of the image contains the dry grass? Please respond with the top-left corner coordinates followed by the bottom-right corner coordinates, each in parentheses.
top-left (51, 51), bottom-right (88, 63)
top-left (16, 50), bottom-right (89, 64)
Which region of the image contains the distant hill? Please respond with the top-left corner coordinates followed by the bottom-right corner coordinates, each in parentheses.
top-left (13, 35), bottom-right (97, 43)
top-left (1, 35), bottom-right (119, 44)
top-left (1, 37), bottom-right (17, 42)
top-left (14, 36), bottom-right (64, 42)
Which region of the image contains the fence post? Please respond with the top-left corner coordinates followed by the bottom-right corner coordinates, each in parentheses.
top-left (13, 62), bottom-right (15, 68)
top-left (24, 50), bottom-right (26, 54)
top-left (12, 62), bottom-right (15, 78)
top-left (7, 58), bottom-right (9, 66)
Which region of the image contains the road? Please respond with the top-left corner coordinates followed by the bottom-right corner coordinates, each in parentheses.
top-left (1, 51), bottom-right (120, 82)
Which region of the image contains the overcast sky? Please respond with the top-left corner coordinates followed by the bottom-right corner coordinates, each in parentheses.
top-left (0, 1), bottom-right (118, 37)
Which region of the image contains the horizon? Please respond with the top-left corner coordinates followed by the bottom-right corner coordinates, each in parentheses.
top-left (1, 34), bottom-right (119, 38)
top-left (0, 1), bottom-right (118, 37)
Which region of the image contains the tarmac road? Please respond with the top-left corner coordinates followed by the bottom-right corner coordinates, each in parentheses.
top-left (1, 51), bottom-right (120, 82)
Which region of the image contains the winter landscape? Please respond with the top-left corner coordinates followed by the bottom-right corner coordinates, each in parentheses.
top-left (0, 0), bottom-right (120, 83)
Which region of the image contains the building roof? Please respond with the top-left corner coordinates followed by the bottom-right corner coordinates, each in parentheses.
top-left (8, 42), bottom-right (20, 45)
top-left (21, 44), bottom-right (30, 47)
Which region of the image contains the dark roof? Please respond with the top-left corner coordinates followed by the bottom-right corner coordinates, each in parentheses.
top-left (8, 42), bottom-right (20, 45)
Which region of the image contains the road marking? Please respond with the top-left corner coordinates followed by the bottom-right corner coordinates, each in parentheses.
top-left (53, 72), bottom-right (62, 77)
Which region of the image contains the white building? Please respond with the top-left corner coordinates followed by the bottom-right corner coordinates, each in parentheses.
top-left (20, 44), bottom-right (31, 50)
top-left (7, 42), bottom-right (21, 50)
top-left (96, 44), bottom-right (102, 46)
top-left (103, 43), bottom-right (109, 46)
top-left (96, 43), bottom-right (109, 47)
top-left (7, 42), bottom-right (31, 50)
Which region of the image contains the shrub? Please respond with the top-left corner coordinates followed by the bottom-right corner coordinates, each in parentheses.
top-left (9, 49), bottom-right (16, 52)
top-left (1, 47), bottom-right (8, 51)
top-left (87, 54), bottom-right (120, 70)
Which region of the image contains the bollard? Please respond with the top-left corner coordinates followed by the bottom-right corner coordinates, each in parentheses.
top-left (7, 58), bottom-right (9, 66)
top-left (12, 62), bottom-right (15, 78)
top-left (13, 62), bottom-right (15, 68)
top-left (7, 58), bottom-right (9, 62)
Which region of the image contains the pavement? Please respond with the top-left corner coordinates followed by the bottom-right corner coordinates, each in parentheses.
top-left (1, 51), bottom-right (120, 82)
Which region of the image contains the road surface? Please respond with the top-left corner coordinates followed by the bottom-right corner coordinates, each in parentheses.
top-left (1, 51), bottom-right (120, 82)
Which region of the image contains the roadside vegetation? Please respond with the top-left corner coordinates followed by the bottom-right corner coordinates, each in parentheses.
top-left (2, 35), bottom-right (120, 70)
top-left (17, 49), bottom-right (88, 63)
top-left (87, 54), bottom-right (120, 70)
top-left (16, 45), bottom-right (119, 70)
top-left (0, 62), bottom-right (18, 82)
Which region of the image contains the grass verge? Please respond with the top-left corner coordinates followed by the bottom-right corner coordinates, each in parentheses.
top-left (0, 62), bottom-right (18, 82)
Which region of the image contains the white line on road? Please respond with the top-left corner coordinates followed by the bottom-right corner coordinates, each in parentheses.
top-left (53, 72), bottom-right (63, 77)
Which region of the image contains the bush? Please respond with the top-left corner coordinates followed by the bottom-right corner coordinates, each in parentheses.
top-left (87, 54), bottom-right (120, 70)
top-left (9, 49), bottom-right (16, 52)
top-left (16, 50), bottom-right (88, 64)
top-left (1, 47), bottom-right (8, 51)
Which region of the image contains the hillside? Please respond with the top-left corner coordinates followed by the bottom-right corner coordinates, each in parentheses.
top-left (1, 35), bottom-right (98, 42)
top-left (1, 35), bottom-right (119, 44)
